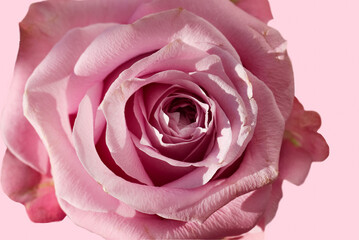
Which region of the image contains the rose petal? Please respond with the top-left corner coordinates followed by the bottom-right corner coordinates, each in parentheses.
top-left (74, 9), bottom-right (239, 77)
top-left (58, 185), bottom-right (270, 239)
top-left (240, 71), bottom-right (284, 176)
top-left (1, 0), bottom-right (146, 175)
top-left (24, 88), bottom-right (120, 213)
top-left (131, 0), bottom-right (294, 119)
top-left (1, 150), bottom-right (40, 203)
top-left (23, 25), bottom-right (123, 212)
top-left (134, 144), bottom-right (196, 186)
top-left (133, 83), bottom-right (214, 162)
top-left (3, 21), bottom-right (116, 179)
top-left (234, 0), bottom-right (273, 23)
top-left (257, 180), bottom-right (283, 228)
top-left (25, 184), bottom-right (66, 223)
top-left (279, 98), bottom-right (329, 185)
top-left (25, 22), bottom-right (116, 116)
top-left (1, 150), bottom-right (65, 222)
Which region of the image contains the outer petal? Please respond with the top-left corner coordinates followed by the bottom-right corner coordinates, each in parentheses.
top-left (1, 150), bottom-right (65, 222)
top-left (59, 186), bottom-right (270, 239)
top-left (130, 0), bottom-right (294, 120)
top-left (74, 8), bottom-right (239, 77)
top-left (23, 24), bottom-right (122, 213)
top-left (257, 180), bottom-right (283, 228)
top-left (1, 0), bottom-right (146, 183)
top-left (239, 71), bottom-right (285, 182)
top-left (233, 0), bottom-right (273, 23)
top-left (24, 87), bottom-right (120, 214)
top-left (226, 182), bottom-right (284, 237)
top-left (279, 98), bottom-right (329, 185)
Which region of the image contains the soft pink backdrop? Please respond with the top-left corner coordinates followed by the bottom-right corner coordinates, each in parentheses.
top-left (0, 0), bottom-right (357, 239)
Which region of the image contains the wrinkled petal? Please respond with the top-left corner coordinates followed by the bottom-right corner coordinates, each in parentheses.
top-left (58, 186), bottom-right (270, 239)
top-left (1, 150), bottom-right (65, 222)
top-left (279, 98), bottom-right (329, 185)
top-left (131, 0), bottom-right (294, 119)
top-left (229, 70), bottom-right (284, 185)
top-left (74, 9), bottom-right (239, 77)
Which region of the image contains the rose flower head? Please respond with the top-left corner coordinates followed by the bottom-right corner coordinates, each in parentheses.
top-left (1, 0), bottom-right (329, 239)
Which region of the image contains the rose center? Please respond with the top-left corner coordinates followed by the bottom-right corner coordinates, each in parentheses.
top-left (166, 98), bottom-right (197, 129)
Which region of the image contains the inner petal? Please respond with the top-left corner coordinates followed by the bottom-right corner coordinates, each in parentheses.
top-left (146, 85), bottom-right (211, 143)
top-left (125, 79), bottom-right (217, 164)
top-left (167, 98), bottom-right (196, 124)
top-left (165, 97), bottom-right (198, 132)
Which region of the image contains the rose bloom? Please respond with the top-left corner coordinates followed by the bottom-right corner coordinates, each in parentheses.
top-left (1, 0), bottom-right (329, 239)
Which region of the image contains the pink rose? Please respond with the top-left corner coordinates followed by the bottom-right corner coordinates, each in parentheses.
top-left (1, 0), bottom-right (329, 239)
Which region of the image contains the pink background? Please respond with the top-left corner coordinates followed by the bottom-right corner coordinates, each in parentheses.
top-left (0, 0), bottom-right (358, 239)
